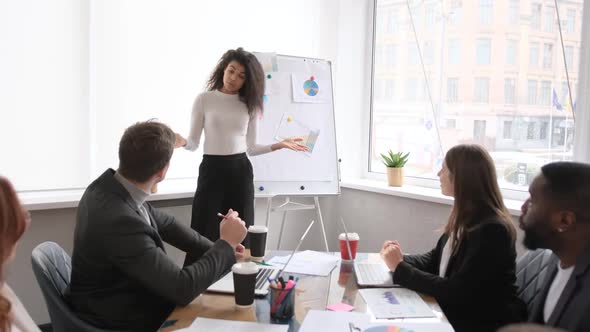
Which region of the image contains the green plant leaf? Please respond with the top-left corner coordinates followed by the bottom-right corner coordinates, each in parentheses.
top-left (380, 150), bottom-right (410, 168)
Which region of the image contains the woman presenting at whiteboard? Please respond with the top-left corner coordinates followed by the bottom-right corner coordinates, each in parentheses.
top-left (176, 48), bottom-right (307, 258)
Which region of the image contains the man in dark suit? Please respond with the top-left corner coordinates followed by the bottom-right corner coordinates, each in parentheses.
top-left (65, 121), bottom-right (248, 331)
top-left (519, 161), bottom-right (590, 332)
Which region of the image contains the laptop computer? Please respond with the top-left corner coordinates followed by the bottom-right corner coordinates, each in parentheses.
top-left (339, 218), bottom-right (398, 288)
top-left (207, 265), bottom-right (279, 296)
top-left (354, 261), bottom-right (397, 287)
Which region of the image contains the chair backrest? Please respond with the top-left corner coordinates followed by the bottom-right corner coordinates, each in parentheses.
top-left (31, 241), bottom-right (119, 332)
top-left (515, 249), bottom-right (555, 316)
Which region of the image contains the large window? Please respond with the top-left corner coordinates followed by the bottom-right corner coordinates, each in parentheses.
top-left (370, 0), bottom-right (584, 192)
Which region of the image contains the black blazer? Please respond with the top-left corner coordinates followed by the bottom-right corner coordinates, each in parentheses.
top-left (65, 169), bottom-right (236, 331)
top-left (529, 246), bottom-right (590, 332)
top-left (392, 217), bottom-right (526, 332)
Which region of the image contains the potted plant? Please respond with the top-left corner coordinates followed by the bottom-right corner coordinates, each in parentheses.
top-left (380, 150), bottom-right (410, 187)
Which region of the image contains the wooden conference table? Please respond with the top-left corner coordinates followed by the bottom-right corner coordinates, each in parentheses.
top-left (160, 251), bottom-right (446, 332)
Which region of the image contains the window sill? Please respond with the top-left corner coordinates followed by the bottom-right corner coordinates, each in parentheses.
top-left (19, 178), bottom-right (200, 211)
top-left (20, 177), bottom-right (523, 216)
top-left (340, 178), bottom-right (523, 217)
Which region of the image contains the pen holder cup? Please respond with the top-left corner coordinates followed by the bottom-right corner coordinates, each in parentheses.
top-left (269, 284), bottom-right (296, 320)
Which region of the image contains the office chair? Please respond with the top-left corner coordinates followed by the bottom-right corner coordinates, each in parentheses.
top-left (515, 249), bottom-right (555, 315)
top-left (31, 241), bottom-right (125, 332)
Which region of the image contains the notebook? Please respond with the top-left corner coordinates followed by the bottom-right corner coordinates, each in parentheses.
top-left (207, 266), bottom-right (279, 296)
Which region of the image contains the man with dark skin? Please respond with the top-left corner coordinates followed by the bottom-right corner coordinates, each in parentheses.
top-left (519, 161), bottom-right (590, 332)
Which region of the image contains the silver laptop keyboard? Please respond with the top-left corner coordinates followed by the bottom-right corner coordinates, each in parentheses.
top-left (358, 263), bottom-right (388, 283)
top-left (255, 267), bottom-right (274, 290)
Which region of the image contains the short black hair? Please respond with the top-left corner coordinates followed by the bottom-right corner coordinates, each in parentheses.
top-left (118, 120), bottom-right (176, 182)
top-left (541, 161), bottom-right (590, 221)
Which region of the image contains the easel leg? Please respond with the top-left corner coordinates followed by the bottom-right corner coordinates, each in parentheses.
top-left (276, 210), bottom-right (288, 250)
top-left (265, 197), bottom-right (272, 228)
top-left (314, 196), bottom-right (330, 252)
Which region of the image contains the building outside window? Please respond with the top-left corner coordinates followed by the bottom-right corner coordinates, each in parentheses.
top-left (529, 42), bottom-right (539, 68)
top-left (543, 43), bottom-right (553, 69)
top-left (480, 0), bottom-right (493, 25)
top-left (448, 39), bottom-right (461, 65)
top-left (506, 40), bottom-right (518, 65)
top-left (544, 7), bottom-right (555, 32)
top-left (508, 0), bottom-right (520, 25)
top-left (474, 120), bottom-right (487, 140)
top-left (540, 81), bottom-right (552, 106)
top-left (531, 3), bottom-right (542, 29)
top-left (528, 80), bottom-right (538, 104)
top-left (447, 78), bottom-right (458, 103)
top-left (474, 77), bottom-right (490, 103)
top-left (503, 120), bottom-right (513, 139)
top-left (476, 38), bottom-right (492, 65)
top-left (505, 78), bottom-right (516, 104)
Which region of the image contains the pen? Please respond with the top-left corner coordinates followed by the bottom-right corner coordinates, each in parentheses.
top-left (217, 212), bottom-right (228, 219)
top-left (267, 277), bottom-right (277, 288)
top-left (252, 260), bottom-right (272, 266)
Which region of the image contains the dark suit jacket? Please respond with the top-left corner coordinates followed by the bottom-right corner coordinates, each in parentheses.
top-left (392, 216), bottom-right (526, 332)
top-left (65, 169), bottom-right (236, 331)
top-left (529, 245), bottom-right (590, 332)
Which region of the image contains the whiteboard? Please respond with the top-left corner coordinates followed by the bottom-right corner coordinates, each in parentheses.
top-left (251, 54), bottom-right (340, 196)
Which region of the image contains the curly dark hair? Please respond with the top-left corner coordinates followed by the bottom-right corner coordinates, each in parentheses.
top-left (206, 47), bottom-right (265, 116)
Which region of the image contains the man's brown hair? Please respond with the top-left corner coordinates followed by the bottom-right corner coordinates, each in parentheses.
top-left (118, 120), bottom-right (175, 182)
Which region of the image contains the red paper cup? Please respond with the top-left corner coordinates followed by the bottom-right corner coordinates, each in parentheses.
top-left (338, 233), bottom-right (359, 260)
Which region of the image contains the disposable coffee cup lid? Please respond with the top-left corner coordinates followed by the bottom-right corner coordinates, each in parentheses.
top-left (248, 225), bottom-right (268, 233)
top-left (232, 262), bottom-right (259, 274)
top-left (338, 232), bottom-right (359, 241)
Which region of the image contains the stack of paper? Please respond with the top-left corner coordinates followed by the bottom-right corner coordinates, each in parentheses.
top-left (299, 310), bottom-right (370, 332)
top-left (173, 317), bottom-right (288, 332)
top-left (266, 250), bottom-right (340, 276)
top-left (359, 288), bottom-right (436, 319)
top-left (299, 310), bottom-right (454, 332)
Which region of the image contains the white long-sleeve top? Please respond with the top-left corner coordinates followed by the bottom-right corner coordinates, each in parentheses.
top-left (184, 90), bottom-right (273, 156)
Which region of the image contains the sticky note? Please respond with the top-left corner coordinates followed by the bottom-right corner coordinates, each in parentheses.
top-left (326, 302), bottom-right (354, 312)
